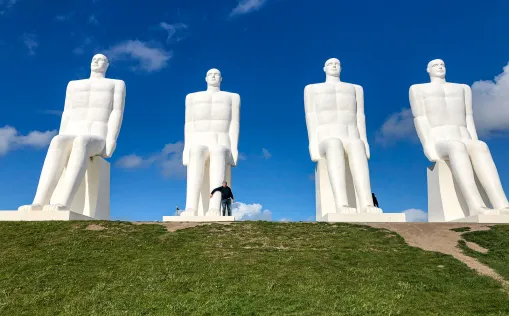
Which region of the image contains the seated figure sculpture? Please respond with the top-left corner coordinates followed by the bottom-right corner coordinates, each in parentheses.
top-left (304, 58), bottom-right (382, 215)
top-left (19, 54), bottom-right (126, 213)
top-left (181, 68), bottom-right (240, 217)
top-left (409, 59), bottom-right (509, 218)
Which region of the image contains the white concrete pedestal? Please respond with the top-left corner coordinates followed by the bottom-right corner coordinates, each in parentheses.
top-left (315, 159), bottom-right (406, 222)
top-left (163, 216), bottom-right (235, 222)
top-left (427, 160), bottom-right (506, 223)
top-left (0, 210), bottom-right (95, 221)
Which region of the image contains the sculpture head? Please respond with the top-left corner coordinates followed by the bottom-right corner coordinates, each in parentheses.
top-left (427, 59), bottom-right (446, 79)
top-left (91, 54), bottom-right (109, 74)
top-left (323, 58), bottom-right (341, 77)
top-left (205, 68), bottom-right (222, 88)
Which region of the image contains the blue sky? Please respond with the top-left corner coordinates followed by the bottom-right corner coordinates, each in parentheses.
top-left (1, 0), bottom-right (509, 222)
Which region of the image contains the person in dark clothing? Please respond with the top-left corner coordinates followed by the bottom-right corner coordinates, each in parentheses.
top-left (372, 193), bottom-right (379, 208)
top-left (210, 181), bottom-right (235, 216)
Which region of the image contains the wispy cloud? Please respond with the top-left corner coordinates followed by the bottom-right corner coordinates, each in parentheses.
top-left (0, 126), bottom-right (56, 156)
top-left (54, 11), bottom-right (75, 21)
top-left (88, 14), bottom-right (99, 25)
top-left (104, 40), bottom-right (172, 73)
top-left (375, 108), bottom-right (418, 146)
top-left (402, 209), bottom-right (428, 222)
top-left (22, 33), bottom-right (38, 56)
top-left (72, 37), bottom-right (93, 56)
top-left (262, 148), bottom-right (272, 159)
top-left (230, 0), bottom-right (269, 17)
top-left (472, 62), bottom-right (509, 137)
top-left (158, 22), bottom-right (188, 43)
top-left (0, 0), bottom-right (19, 15)
top-left (116, 141), bottom-right (185, 178)
top-left (232, 202), bottom-right (272, 221)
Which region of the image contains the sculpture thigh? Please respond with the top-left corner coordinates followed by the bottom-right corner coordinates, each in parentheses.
top-left (33, 134), bottom-right (105, 206)
top-left (319, 138), bottom-right (348, 207)
top-left (434, 140), bottom-right (486, 210)
top-left (185, 145), bottom-right (232, 211)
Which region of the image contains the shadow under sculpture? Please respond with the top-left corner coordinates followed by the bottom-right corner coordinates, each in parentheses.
top-left (305, 58), bottom-right (402, 222)
top-left (181, 68), bottom-right (240, 217)
top-left (18, 54), bottom-right (126, 219)
top-left (409, 59), bottom-right (509, 222)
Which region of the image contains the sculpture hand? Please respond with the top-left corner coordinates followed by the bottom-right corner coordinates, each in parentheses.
top-left (183, 148), bottom-right (190, 166)
top-left (310, 145), bottom-right (320, 162)
top-left (424, 146), bottom-right (439, 162)
top-left (364, 143), bottom-right (370, 160)
top-left (102, 140), bottom-right (116, 158)
top-left (231, 150), bottom-right (238, 166)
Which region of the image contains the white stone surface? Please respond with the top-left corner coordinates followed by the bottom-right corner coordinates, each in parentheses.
top-left (0, 210), bottom-right (95, 221)
top-left (181, 68), bottom-right (240, 218)
top-left (454, 214), bottom-right (509, 223)
top-left (17, 54), bottom-right (125, 220)
top-left (410, 59), bottom-right (509, 222)
top-left (163, 216), bottom-right (235, 222)
top-left (305, 58), bottom-right (388, 222)
top-left (320, 213), bottom-right (406, 223)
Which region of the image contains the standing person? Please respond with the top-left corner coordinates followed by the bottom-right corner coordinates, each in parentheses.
top-left (372, 193), bottom-right (379, 208)
top-left (210, 181), bottom-right (235, 216)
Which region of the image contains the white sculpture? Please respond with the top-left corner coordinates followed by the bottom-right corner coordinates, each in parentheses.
top-left (305, 58), bottom-right (393, 221)
top-left (18, 54), bottom-right (125, 218)
top-left (181, 68), bottom-right (240, 218)
top-left (410, 59), bottom-right (509, 221)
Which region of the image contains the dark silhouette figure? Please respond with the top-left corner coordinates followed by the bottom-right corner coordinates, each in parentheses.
top-left (372, 193), bottom-right (379, 208)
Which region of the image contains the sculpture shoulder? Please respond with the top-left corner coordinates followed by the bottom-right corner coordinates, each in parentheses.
top-left (352, 84), bottom-right (364, 94)
top-left (304, 83), bottom-right (319, 93)
top-left (409, 83), bottom-right (427, 93)
top-left (229, 92), bottom-right (240, 103)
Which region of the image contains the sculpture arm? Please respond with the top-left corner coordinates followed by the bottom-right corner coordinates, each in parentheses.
top-left (183, 94), bottom-right (193, 166)
top-left (464, 84), bottom-right (479, 140)
top-left (229, 93), bottom-right (240, 166)
top-left (103, 80), bottom-right (126, 158)
top-left (354, 85), bottom-right (370, 159)
top-left (304, 85), bottom-right (320, 162)
top-left (59, 82), bottom-right (73, 134)
top-left (409, 85), bottom-right (438, 162)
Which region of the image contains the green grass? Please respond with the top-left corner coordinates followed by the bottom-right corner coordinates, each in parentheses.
top-left (1, 221), bottom-right (508, 316)
top-left (450, 227), bottom-right (471, 233)
top-left (459, 225), bottom-right (509, 280)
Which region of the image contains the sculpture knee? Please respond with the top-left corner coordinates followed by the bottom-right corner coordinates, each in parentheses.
top-left (447, 141), bottom-right (468, 159)
top-left (321, 138), bottom-right (344, 154)
top-left (349, 140), bottom-right (365, 151)
top-left (72, 136), bottom-right (92, 153)
top-left (49, 135), bottom-right (69, 150)
top-left (471, 141), bottom-right (490, 154)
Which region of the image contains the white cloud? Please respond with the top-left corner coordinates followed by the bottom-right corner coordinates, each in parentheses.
top-left (230, 0), bottom-right (269, 17)
top-left (73, 37), bottom-right (93, 56)
top-left (375, 108), bottom-right (417, 146)
top-left (159, 22), bottom-right (187, 43)
top-left (115, 141), bottom-right (185, 178)
top-left (55, 12), bottom-right (74, 21)
top-left (0, 0), bottom-right (18, 15)
top-left (402, 209), bottom-right (428, 222)
top-left (104, 40), bottom-right (172, 72)
top-left (22, 33), bottom-right (38, 56)
top-left (88, 14), bottom-right (99, 25)
top-left (0, 126), bottom-right (56, 156)
top-left (262, 148), bottom-right (272, 159)
top-left (472, 62), bottom-right (509, 137)
top-left (232, 202), bottom-right (272, 221)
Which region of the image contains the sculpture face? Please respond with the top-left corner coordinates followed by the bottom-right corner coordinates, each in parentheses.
top-left (205, 68), bottom-right (222, 87)
top-left (91, 54), bottom-right (109, 74)
top-left (427, 59), bottom-right (446, 79)
top-left (323, 58), bottom-right (341, 77)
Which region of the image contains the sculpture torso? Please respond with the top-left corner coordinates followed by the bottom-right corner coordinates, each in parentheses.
top-left (413, 82), bottom-right (471, 142)
top-left (188, 90), bottom-right (235, 148)
top-left (307, 82), bottom-right (360, 143)
top-left (64, 78), bottom-right (119, 139)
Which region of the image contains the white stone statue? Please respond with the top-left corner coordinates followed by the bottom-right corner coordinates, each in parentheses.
top-left (409, 59), bottom-right (509, 218)
top-left (181, 68), bottom-right (240, 217)
top-left (305, 58), bottom-right (382, 215)
top-left (18, 54), bottom-right (126, 215)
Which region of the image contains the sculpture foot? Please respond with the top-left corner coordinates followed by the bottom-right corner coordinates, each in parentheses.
top-left (364, 206), bottom-right (383, 214)
top-left (18, 204), bottom-right (43, 211)
top-left (496, 207), bottom-right (509, 215)
top-left (42, 204), bottom-right (70, 212)
top-left (337, 205), bottom-right (357, 214)
top-left (473, 207), bottom-right (499, 216)
top-left (207, 208), bottom-right (220, 217)
top-left (180, 209), bottom-right (196, 217)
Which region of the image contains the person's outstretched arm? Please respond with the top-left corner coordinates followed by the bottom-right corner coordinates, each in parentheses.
top-left (210, 187), bottom-right (220, 198)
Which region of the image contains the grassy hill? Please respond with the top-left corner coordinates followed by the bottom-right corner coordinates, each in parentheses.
top-left (0, 221), bottom-right (508, 315)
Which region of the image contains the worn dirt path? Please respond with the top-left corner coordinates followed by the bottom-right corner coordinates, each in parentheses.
top-left (369, 223), bottom-right (506, 284)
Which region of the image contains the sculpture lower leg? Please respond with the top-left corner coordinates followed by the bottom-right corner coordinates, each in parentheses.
top-left (347, 143), bottom-right (380, 213)
top-left (184, 152), bottom-right (206, 214)
top-left (448, 151), bottom-right (489, 214)
top-left (323, 143), bottom-right (350, 211)
top-left (470, 151), bottom-right (509, 210)
top-left (209, 149), bottom-right (228, 216)
top-left (32, 148), bottom-right (71, 206)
